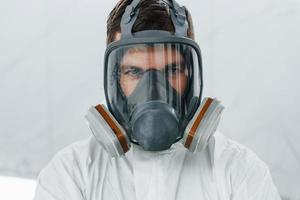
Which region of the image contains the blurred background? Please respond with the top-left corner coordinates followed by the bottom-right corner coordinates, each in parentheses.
top-left (0, 0), bottom-right (299, 199)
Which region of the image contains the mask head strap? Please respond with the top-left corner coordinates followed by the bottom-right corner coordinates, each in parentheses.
top-left (120, 0), bottom-right (189, 39)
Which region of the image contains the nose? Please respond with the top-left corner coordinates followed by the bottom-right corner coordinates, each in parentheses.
top-left (144, 69), bottom-right (168, 101)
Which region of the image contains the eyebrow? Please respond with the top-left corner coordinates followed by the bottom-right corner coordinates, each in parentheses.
top-left (164, 61), bottom-right (186, 70)
top-left (120, 64), bottom-right (142, 72)
top-left (121, 60), bottom-right (186, 71)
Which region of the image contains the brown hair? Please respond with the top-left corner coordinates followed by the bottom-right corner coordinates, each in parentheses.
top-left (106, 0), bottom-right (195, 45)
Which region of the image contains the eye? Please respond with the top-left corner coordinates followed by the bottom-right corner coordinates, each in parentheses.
top-left (122, 66), bottom-right (144, 79)
top-left (166, 64), bottom-right (184, 76)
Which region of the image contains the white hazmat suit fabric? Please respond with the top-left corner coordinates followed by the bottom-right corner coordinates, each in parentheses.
top-left (33, 131), bottom-right (281, 200)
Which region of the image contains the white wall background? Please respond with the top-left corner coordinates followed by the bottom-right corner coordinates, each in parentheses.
top-left (0, 176), bottom-right (36, 200)
top-left (0, 0), bottom-right (299, 199)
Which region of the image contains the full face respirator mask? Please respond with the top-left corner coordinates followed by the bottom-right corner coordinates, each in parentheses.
top-left (85, 0), bottom-right (224, 157)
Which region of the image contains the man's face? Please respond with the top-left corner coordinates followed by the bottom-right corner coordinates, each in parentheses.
top-left (119, 45), bottom-right (188, 97)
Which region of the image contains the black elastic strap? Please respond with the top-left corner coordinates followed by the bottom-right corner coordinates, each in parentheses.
top-left (120, 0), bottom-right (141, 39)
top-left (120, 0), bottom-right (188, 38)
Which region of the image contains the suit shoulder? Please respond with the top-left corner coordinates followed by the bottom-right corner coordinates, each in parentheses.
top-left (214, 132), bottom-right (271, 188)
top-left (39, 135), bottom-right (110, 180)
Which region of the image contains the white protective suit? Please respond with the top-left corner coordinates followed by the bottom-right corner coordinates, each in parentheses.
top-left (34, 131), bottom-right (281, 200)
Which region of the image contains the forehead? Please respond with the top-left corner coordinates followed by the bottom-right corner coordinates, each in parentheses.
top-left (120, 45), bottom-right (184, 68)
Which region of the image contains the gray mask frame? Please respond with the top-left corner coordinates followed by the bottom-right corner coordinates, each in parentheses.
top-left (104, 33), bottom-right (204, 129)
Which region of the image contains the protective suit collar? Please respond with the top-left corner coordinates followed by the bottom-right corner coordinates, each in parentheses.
top-left (124, 135), bottom-right (217, 200)
top-left (129, 139), bottom-right (187, 200)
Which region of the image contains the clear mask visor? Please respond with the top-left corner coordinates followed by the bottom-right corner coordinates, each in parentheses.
top-left (106, 42), bottom-right (202, 118)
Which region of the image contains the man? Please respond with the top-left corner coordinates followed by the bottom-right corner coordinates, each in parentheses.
top-left (33, 0), bottom-right (281, 199)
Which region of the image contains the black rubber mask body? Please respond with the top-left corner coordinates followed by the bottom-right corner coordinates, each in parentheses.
top-left (126, 70), bottom-right (184, 151)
